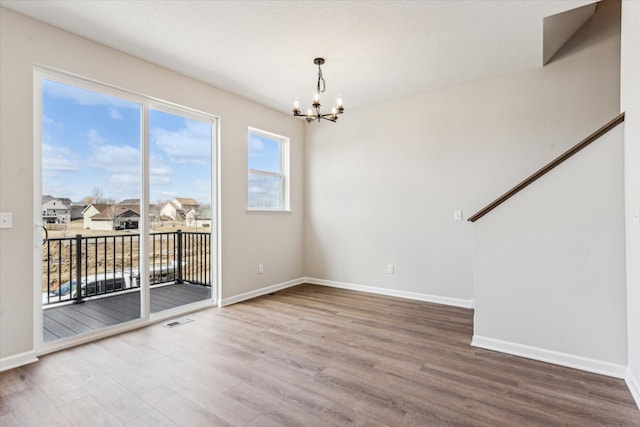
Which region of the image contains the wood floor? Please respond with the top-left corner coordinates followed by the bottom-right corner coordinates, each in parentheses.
top-left (2, 284), bottom-right (639, 426)
top-left (43, 283), bottom-right (212, 343)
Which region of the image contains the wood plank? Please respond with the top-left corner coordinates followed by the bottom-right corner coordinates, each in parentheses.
top-left (5, 283), bottom-right (635, 425)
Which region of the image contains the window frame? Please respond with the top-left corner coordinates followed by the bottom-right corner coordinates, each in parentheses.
top-left (247, 127), bottom-right (290, 212)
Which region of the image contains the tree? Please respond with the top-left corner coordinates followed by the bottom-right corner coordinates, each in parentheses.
top-left (106, 202), bottom-right (125, 232)
top-left (82, 187), bottom-right (110, 205)
top-left (91, 187), bottom-right (104, 204)
top-left (149, 203), bottom-right (163, 231)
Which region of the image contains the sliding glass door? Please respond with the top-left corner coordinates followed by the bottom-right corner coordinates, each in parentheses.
top-left (36, 70), bottom-right (217, 346)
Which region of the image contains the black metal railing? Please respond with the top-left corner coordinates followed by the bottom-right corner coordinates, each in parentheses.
top-left (42, 230), bottom-right (211, 306)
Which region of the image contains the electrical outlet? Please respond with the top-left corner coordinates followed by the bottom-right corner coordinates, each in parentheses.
top-left (0, 212), bottom-right (12, 229)
top-left (387, 264), bottom-right (394, 274)
top-left (258, 264), bottom-right (264, 274)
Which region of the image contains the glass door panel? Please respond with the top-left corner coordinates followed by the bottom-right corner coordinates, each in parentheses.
top-left (148, 108), bottom-right (213, 313)
top-left (40, 78), bottom-right (142, 343)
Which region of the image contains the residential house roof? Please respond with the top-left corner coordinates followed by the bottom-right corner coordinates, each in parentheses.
top-left (84, 203), bottom-right (158, 220)
top-left (175, 198), bottom-right (199, 206)
top-left (42, 195), bottom-right (71, 207)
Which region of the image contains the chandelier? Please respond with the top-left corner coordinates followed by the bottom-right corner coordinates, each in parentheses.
top-left (292, 58), bottom-right (344, 123)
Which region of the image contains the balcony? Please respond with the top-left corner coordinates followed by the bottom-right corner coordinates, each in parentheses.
top-left (42, 230), bottom-right (212, 343)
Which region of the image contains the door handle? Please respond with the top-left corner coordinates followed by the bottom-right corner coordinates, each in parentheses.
top-left (36, 224), bottom-right (48, 246)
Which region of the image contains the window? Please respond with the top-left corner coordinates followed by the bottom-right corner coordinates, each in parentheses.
top-left (247, 128), bottom-right (290, 210)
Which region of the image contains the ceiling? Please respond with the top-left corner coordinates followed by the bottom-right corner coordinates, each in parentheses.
top-left (1, 0), bottom-right (597, 115)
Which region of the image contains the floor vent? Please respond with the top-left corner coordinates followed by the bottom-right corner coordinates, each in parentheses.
top-left (163, 317), bottom-right (194, 328)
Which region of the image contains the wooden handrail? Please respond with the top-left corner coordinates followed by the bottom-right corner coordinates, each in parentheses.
top-left (468, 112), bottom-right (625, 223)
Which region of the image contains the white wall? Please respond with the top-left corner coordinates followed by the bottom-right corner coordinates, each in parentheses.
top-left (621, 0), bottom-right (640, 405)
top-left (304, 0), bottom-right (620, 305)
top-left (0, 8), bottom-right (304, 364)
top-left (473, 125), bottom-right (627, 375)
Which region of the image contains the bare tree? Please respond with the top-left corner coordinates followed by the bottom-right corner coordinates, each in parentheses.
top-left (91, 187), bottom-right (104, 204)
top-left (106, 202), bottom-right (125, 232)
top-left (81, 195), bottom-right (94, 205)
top-left (194, 206), bottom-right (201, 232)
top-left (149, 203), bottom-right (162, 231)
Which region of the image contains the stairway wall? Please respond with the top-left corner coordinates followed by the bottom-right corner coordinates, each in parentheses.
top-left (472, 124), bottom-right (627, 376)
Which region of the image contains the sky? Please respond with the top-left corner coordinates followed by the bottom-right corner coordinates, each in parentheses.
top-left (247, 132), bottom-right (282, 208)
top-left (41, 79), bottom-right (213, 206)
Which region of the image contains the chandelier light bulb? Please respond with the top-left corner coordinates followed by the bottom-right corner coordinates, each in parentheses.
top-left (293, 99), bottom-right (300, 110)
top-left (336, 96), bottom-right (343, 107)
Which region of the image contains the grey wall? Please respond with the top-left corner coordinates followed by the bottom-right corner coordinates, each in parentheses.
top-left (0, 8), bottom-right (305, 363)
top-left (304, 0), bottom-right (620, 305)
top-left (473, 125), bottom-right (627, 370)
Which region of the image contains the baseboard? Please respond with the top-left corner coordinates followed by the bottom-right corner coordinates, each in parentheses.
top-left (472, 335), bottom-right (627, 379)
top-left (220, 277), bottom-right (305, 306)
top-left (305, 277), bottom-right (473, 309)
top-left (627, 368), bottom-right (640, 410)
top-left (0, 350), bottom-right (39, 372)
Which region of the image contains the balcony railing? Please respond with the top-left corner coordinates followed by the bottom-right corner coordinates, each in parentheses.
top-left (42, 230), bottom-right (211, 306)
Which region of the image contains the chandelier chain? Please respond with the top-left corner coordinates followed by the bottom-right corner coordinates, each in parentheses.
top-left (317, 63), bottom-right (326, 94)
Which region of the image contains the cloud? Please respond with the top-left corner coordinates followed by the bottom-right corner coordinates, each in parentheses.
top-left (248, 135), bottom-right (266, 154)
top-left (109, 107), bottom-right (124, 120)
top-left (42, 170), bottom-right (77, 199)
top-left (43, 114), bottom-right (64, 129)
top-left (248, 186), bottom-right (266, 194)
top-left (151, 119), bottom-right (211, 165)
top-left (150, 154), bottom-right (173, 185)
top-left (85, 129), bottom-right (140, 173)
top-left (193, 178), bottom-right (212, 204)
top-left (89, 143), bottom-right (140, 172)
top-left (248, 134), bottom-right (280, 172)
top-left (43, 79), bottom-right (138, 110)
top-left (248, 174), bottom-right (281, 208)
top-left (106, 174), bottom-right (140, 198)
top-left (150, 175), bottom-right (171, 185)
top-left (42, 144), bottom-right (78, 171)
top-left (86, 129), bottom-right (106, 145)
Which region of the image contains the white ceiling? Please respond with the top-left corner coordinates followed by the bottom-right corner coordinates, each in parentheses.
top-left (1, 0), bottom-right (597, 114)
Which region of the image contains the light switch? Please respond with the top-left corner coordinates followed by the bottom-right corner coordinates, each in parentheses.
top-left (454, 210), bottom-right (462, 221)
top-left (0, 212), bottom-right (12, 229)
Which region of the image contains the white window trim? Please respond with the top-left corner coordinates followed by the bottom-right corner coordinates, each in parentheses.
top-left (247, 127), bottom-right (291, 212)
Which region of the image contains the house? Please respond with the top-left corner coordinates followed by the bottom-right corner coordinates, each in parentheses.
top-left (83, 203), bottom-right (141, 231)
top-left (160, 197), bottom-right (199, 221)
top-left (69, 203), bottom-right (86, 221)
top-left (1, 0), bottom-right (639, 423)
top-left (83, 202), bottom-right (159, 231)
top-left (185, 206), bottom-right (211, 228)
top-left (41, 195), bottom-right (71, 224)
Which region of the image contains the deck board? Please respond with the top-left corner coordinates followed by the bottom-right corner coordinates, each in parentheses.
top-left (43, 283), bottom-right (211, 343)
